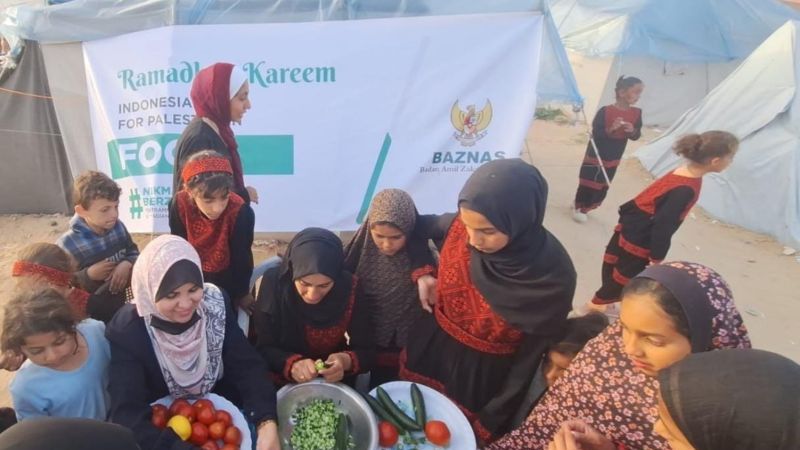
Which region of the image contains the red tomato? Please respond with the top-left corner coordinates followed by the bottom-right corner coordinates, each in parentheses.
top-left (193, 399), bottom-right (215, 414)
top-left (169, 399), bottom-right (191, 417)
top-left (208, 421), bottom-right (226, 441)
top-left (177, 404), bottom-right (196, 423)
top-left (189, 422), bottom-right (209, 446)
top-left (197, 407), bottom-right (216, 426)
top-left (378, 421), bottom-right (399, 447)
top-left (151, 406), bottom-right (168, 429)
top-left (220, 445), bottom-right (238, 450)
top-left (199, 441), bottom-right (219, 450)
top-left (223, 426), bottom-right (242, 446)
top-left (214, 410), bottom-right (232, 428)
top-left (425, 420), bottom-right (451, 447)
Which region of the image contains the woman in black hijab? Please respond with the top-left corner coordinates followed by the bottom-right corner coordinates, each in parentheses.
top-left (254, 228), bottom-right (375, 386)
top-left (400, 159), bottom-right (577, 444)
top-left (547, 349), bottom-right (800, 450)
top-left (657, 349), bottom-right (800, 450)
top-left (0, 418), bottom-right (138, 450)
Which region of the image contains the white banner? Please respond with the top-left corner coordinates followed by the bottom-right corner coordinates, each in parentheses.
top-left (83, 13), bottom-right (543, 232)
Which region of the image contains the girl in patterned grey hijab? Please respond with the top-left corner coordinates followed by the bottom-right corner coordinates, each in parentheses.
top-left (344, 189), bottom-right (435, 386)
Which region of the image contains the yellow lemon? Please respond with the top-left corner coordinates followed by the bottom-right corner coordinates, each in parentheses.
top-left (166, 415), bottom-right (192, 441)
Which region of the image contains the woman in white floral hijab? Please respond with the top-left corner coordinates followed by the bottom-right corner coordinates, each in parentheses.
top-left (106, 235), bottom-right (280, 450)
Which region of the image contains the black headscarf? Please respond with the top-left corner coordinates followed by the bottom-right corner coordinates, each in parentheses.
top-left (259, 228), bottom-right (354, 349)
top-left (659, 349), bottom-right (800, 450)
top-left (0, 418), bottom-right (139, 450)
top-left (457, 158), bottom-right (576, 335)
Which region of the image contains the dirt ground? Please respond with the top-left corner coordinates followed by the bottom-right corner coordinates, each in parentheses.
top-left (0, 120), bottom-right (797, 408)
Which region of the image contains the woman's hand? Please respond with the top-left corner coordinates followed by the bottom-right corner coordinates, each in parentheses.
top-left (290, 359), bottom-right (318, 383)
top-left (247, 186), bottom-right (259, 204)
top-left (318, 352), bottom-right (351, 383)
top-left (255, 420), bottom-right (280, 450)
top-left (417, 275), bottom-right (438, 313)
top-left (547, 420), bottom-right (617, 450)
top-left (237, 293), bottom-right (256, 315)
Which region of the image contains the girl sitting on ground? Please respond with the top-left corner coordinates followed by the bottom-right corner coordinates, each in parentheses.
top-left (2, 288), bottom-right (110, 421)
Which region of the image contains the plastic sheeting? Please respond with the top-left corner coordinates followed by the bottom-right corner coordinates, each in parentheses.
top-left (0, 39), bottom-right (72, 213)
top-left (550, 0), bottom-right (800, 62)
top-left (0, 0), bottom-right (583, 105)
top-left (636, 20), bottom-right (800, 248)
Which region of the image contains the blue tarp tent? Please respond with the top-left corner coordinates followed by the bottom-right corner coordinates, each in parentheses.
top-left (0, 0), bottom-right (582, 105)
top-left (550, 0), bottom-right (800, 125)
top-left (636, 20), bottom-right (800, 248)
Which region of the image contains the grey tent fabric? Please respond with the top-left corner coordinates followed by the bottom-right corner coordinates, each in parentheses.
top-left (0, 39), bottom-right (72, 213)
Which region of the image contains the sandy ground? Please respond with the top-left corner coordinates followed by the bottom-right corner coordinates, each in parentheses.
top-left (0, 120), bottom-right (797, 408)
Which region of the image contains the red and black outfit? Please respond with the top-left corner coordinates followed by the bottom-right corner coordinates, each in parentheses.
top-left (172, 63), bottom-right (249, 203)
top-left (592, 172), bottom-right (702, 304)
top-left (168, 191), bottom-right (254, 312)
top-left (400, 160), bottom-right (576, 444)
top-left (574, 105), bottom-right (642, 212)
top-left (253, 228), bottom-right (375, 386)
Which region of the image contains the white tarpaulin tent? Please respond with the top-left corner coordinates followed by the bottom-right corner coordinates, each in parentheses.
top-left (551, 0), bottom-right (800, 126)
top-left (636, 20), bottom-right (800, 248)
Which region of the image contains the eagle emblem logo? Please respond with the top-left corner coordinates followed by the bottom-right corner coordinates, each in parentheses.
top-left (450, 99), bottom-right (492, 147)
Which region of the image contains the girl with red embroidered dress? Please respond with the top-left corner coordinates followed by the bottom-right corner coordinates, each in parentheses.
top-left (172, 62), bottom-right (257, 204)
top-left (253, 228), bottom-right (375, 386)
top-left (584, 131), bottom-right (738, 315)
top-left (168, 150), bottom-right (255, 315)
top-left (572, 76), bottom-right (644, 223)
top-left (400, 159), bottom-right (577, 444)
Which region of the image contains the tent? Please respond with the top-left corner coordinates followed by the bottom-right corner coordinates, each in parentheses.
top-left (550, 0), bottom-right (800, 126)
top-left (636, 20), bottom-right (800, 248)
top-left (0, 0), bottom-right (582, 214)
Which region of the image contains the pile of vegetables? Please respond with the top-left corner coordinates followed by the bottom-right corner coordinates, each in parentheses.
top-left (365, 383), bottom-right (451, 449)
top-left (290, 399), bottom-right (352, 450)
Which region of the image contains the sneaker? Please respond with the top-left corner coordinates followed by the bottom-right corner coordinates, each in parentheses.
top-left (571, 205), bottom-right (588, 223)
top-left (573, 301), bottom-right (620, 319)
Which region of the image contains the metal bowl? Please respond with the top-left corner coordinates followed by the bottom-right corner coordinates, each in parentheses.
top-left (276, 379), bottom-right (378, 450)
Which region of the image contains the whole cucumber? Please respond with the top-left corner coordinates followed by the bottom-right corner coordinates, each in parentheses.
top-left (376, 386), bottom-right (422, 432)
top-left (410, 383), bottom-right (427, 427)
top-left (363, 393), bottom-right (405, 431)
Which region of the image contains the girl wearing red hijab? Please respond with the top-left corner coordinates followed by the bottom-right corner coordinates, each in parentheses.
top-left (173, 62), bottom-right (258, 204)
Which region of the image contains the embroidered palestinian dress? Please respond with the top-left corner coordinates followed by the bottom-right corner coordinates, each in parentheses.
top-left (400, 159), bottom-right (576, 443)
top-left (593, 172), bottom-right (701, 304)
top-left (574, 105), bottom-right (642, 212)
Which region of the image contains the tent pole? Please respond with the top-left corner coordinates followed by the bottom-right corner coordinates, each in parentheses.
top-left (581, 108), bottom-right (612, 186)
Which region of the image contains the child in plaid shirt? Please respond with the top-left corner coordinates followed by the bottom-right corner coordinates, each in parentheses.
top-left (57, 171), bottom-right (138, 303)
